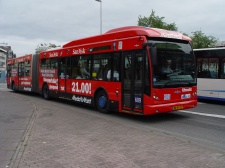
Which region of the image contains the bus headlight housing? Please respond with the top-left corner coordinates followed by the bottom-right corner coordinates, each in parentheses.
top-left (153, 93), bottom-right (159, 100)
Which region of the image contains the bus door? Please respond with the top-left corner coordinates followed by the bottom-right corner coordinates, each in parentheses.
top-left (122, 50), bottom-right (144, 113)
top-left (58, 57), bottom-right (71, 96)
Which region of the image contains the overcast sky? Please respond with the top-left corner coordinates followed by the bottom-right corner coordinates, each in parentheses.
top-left (1, 0), bottom-right (225, 56)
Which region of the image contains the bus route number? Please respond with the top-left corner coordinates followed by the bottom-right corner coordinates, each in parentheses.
top-left (72, 82), bottom-right (91, 94)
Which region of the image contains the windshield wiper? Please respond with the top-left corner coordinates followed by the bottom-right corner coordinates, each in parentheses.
top-left (163, 80), bottom-right (196, 87)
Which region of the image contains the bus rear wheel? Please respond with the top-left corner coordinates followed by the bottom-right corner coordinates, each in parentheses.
top-left (12, 82), bottom-right (16, 92)
top-left (95, 90), bottom-right (109, 113)
top-left (42, 84), bottom-right (50, 100)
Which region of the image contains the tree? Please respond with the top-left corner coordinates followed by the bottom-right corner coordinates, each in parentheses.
top-left (137, 11), bottom-right (218, 49)
top-left (190, 31), bottom-right (217, 49)
top-left (138, 10), bottom-right (177, 31)
top-left (35, 43), bottom-right (61, 54)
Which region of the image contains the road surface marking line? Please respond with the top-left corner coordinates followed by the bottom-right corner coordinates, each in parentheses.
top-left (179, 110), bottom-right (225, 119)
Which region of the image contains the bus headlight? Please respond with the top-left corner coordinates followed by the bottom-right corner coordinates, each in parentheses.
top-left (153, 93), bottom-right (159, 100)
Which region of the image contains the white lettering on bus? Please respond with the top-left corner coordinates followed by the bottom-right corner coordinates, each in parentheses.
top-left (40, 69), bottom-right (56, 73)
top-left (43, 78), bottom-right (58, 84)
top-left (49, 85), bottom-right (58, 90)
top-left (49, 52), bottom-right (58, 57)
top-left (182, 88), bottom-right (192, 92)
top-left (160, 33), bottom-right (182, 39)
top-left (72, 48), bottom-right (86, 55)
top-left (61, 86), bottom-right (65, 91)
top-left (41, 69), bottom-right (56, 78)
top-left (21, 81), bottom-right (31, 85)
top-left (72, 82), bottom-right (91, 94)
top-left (24, 87), bottom-right (32, 91)
top-left (72, 95), bottom-right (92, 104)
top-left (135, 97), bottom-right (141, 103)
top-left (17, 57), bottom-right (24, 62)
top-left (19, 77), bottom-right (29, 81)
top-left (11, 69), bottom-right (17, 76)
top-left (42, 73), bottom-right (54, 77)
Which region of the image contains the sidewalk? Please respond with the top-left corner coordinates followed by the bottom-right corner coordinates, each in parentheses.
top-left (0, 85), bottom-right (36, 168)
top-left (7, 95), bottom-right (225, 168)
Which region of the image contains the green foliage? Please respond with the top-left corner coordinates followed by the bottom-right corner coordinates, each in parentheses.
top-left (138, 10), bottom-right (177, 31)
top-left (190, 31), bottom-right (217, 49)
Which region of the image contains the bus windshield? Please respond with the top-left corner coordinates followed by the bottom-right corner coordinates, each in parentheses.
top-left (149, 39), bottom-right (197, 88)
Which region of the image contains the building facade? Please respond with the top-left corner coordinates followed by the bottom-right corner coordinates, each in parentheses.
top-left (0, 45), bottom-right (16, 82)
top-left (0, 48), bottom-right (7, 82)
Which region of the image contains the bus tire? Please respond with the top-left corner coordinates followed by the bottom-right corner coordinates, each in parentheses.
top-left (95, 90), bottom-right (109, 113)
top-left (12, 82), bottom-right (16, 92)
top-left (42, 84), bottom-right (50, 100)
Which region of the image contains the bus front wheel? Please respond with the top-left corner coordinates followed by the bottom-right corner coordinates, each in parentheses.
top-left (96, 90), bottom-right (109, 113)
top-left (42, 84), bottom-right (50, 100)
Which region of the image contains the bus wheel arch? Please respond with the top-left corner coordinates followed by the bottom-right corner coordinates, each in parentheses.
top-left (94, 88), bottom-right (109, 113)
top-left (42, 83), bottom-right (50, 100)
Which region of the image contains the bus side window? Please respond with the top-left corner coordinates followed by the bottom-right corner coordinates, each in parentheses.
top-left (96, 64), bottom-right (103, 80)
top-left (59, 58), bottom-right (66, 78)
top-left (106, 64), bottom-right (111, 81)
top-left (77, 56), bottom-right (91, 79)
top-left (80, 61), bottom-right (90, 78)
top-left (220, 59), bottom-right (225, 79)
top-left (197, 58), bottom-right (218, 78)
top-left (111, 53), bottom-right (120, 81)
top-left (92, 54), bottom-right (111, 81)
top-left (92, 57), bottom-right (101, 80)
top-left (72, 59), bottom-right (79, 79)
top-left (19, 63), bottom-right (25, 77)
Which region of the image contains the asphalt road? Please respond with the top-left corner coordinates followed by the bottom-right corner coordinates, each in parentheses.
top-left (82, 99), bottom-right (224, 153)
top-left (1, 82), bottom-right (225, 167)
top-left (109, 101), bottom-right (225, 152)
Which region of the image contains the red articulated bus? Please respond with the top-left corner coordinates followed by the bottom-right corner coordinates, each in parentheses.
top-left (7, 26), bottom-right (197, 115)
top-left (7, 54), bottom-right (33, 92)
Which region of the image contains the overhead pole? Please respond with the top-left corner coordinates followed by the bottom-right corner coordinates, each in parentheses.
top-left (95, 0), bottom-right (102, 34)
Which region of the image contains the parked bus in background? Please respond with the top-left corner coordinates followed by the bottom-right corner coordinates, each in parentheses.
top-left (194, 47), bottom-right (225, 101)
top-left (7, 26), bottom-right (197, 115)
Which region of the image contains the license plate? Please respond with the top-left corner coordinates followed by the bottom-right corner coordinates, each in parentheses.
top-left (173, 105), bottom-right (183, 110)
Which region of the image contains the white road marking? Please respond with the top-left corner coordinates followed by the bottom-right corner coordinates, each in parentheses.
top-left (179, 110), bottom-right (225, 119)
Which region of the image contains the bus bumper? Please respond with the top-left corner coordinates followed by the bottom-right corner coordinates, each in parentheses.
top-left (143, 100), bottom-right (197, 115)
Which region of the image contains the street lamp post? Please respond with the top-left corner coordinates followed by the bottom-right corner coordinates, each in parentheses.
top-left (95, 0), bottom-right (102, 34)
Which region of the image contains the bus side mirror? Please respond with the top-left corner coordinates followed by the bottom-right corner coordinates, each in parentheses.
top-left (150, 46), bottom-right (157, 66)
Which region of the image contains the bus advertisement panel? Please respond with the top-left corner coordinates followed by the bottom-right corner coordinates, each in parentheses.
top-left (7, 26), bottom-right (197, 115)
top-left (7, 54), bottom-right (32, 92)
